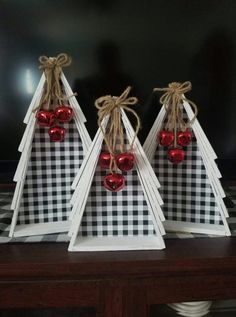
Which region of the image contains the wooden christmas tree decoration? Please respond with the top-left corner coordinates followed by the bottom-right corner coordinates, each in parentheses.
top-left (144, 82), bottom-right (230, 236)
top-left (69, 87), bottom-right (166, 251)
top-left (10, 54), bottom-right (91, 237)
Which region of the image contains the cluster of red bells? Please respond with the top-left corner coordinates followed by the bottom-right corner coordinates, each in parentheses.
top-left (36, 105), bottom-right (73, 141)
top-left (99, 152), bottom-right (135, 192)
top-left (159, 130), bottom-right (192, 164)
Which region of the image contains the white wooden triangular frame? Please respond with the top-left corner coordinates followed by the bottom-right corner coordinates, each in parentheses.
top-left (68, 109), bottom-right (166, 251)
top-left (143, 98), bottom-right (230, 236)
top-left (9, 72), bottom-right (91, 238)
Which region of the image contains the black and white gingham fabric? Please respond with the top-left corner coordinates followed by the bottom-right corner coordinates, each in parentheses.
top-left (0, 192), bottom-right (13, 236)
top-left (17, 120), bottom-right (84, 225)
top-left (78, 133), bottom-right (155, 237)
top-left (0, 184), bottom-right (235, 242)
top-left (152, 111), bottom-right (223, 225)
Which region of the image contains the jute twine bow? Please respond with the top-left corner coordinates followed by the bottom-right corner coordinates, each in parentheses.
top-left (33, 53), bottom-right (72, 112)
top-left (154, 81), bottom-right (198, 147)
top-left (95, 86), bottom-right (140, 173)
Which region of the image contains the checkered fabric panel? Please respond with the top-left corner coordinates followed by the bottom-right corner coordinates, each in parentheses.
top-left (78, 133), bottom-right (155, 237)
top-left (152, 115), bottom-right (223, 225)
top-left (0, 192), bottom-right (13, 236)
top-left (78, 166), bottom-right (155, 237)
top-left (0, 185), bottom-right (235, 242)
top-left (17, 119), bottom-right (84, 225)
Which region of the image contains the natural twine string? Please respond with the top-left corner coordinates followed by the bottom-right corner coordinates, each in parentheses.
top-left (95, 86), bottom-right (140, 173)
top-left (154, 81), bottom-right (198, 147)
top-left (33, 53), bottom-right (72, 112)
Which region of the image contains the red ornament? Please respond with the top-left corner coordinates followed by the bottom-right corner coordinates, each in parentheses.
top-left (159, 130), bottom-right (174, 146)
top-left (177, 130), bottom-right (192, 146)
top-left (104, 173), bottom-right (125, 192)
top-left (168, 148), bottom-right (185, 164)
top-left (36, 110), bottom-right (55, 127)
top-left (99, 152), bottom-right (111, 169)
top-left (48, 126), bottom-right (66, 142)
top-left (116, 152), bottom-right (135, 172)
top-left (54, 105), bottom-right (73, 123)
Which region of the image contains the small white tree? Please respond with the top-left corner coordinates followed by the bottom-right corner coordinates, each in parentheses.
top-left (69, 88), bottom-right (166, 251)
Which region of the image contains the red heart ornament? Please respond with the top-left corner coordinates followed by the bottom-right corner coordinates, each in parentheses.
top-left (104, 173), bottom-right (125, 192)
top-left (116, 152), bottom-right (135, 172)
top-left (48, 126), bottom-right (66, 142)
top-left (36, 110), bottom-right (55, 127)
top-left (54, 105), bottom-right (73, 123)
top-left (177, 130), bottom-right (192, 146)
top-left (158, 130), bottom-right (174, 146)
top-left (168, 148), bottom-right (185, 164)
top-left (99, 152), bottom-right (111, 169)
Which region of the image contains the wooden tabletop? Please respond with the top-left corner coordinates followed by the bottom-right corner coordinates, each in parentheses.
top-left (0, 237), bottom-right (235, 277)
top-left (0, 237), bottom-right (236, 316)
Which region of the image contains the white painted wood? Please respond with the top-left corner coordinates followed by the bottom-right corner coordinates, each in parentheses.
top-left (121, 111), bottom-right (165, 239)
top-left (71, 117), bottom-right (108, 191)
top-left (14, 118), bottom-right (35, 182)
top-left (60, 73), bottom-right (86, 123)
top-left (23, 74), bottom-right (45, 124)
top-left (184, 105), bottom-right (230, 234)
top-left (61, 73), bottom-right (91, 152)
top-left (143, 100), bottom-right (230, 236)
top-left (69, 109), bottom-right (166, 251)
top-left (69, 118), bottom-right (109, 237)
top-left (165, 220), bottom-right (228, 236)
top-left (121, 111), bottom-right (163, 205)
top-left (10, 69), bottom-right (91, 238)
top-left (69, 236), bottom-right (165, 252)
top-left (143, 105), bottom-right (166, 161)
top-left (12, 221), bottom-right (71, 237)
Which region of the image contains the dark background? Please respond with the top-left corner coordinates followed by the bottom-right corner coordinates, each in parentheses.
top-left (0, 0), bottom-right (236, 181)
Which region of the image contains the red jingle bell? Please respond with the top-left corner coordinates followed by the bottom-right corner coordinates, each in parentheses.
top-left (158, 130), bottom-right (174, 146)
top-left (99, 152), bottom-right (111, 169)
top-left (104, 173), bottom-right (125, 192)
top-left (54, 105), bottom-right (73, 123)
top-left (177, 130), bottom-right (192, 147)
top-left (167, 148), bottom-right (185, 164)
top-left (36, 110), bottom-right (55, 127)
top-left (48, 126), bottom-right (66, 142)
top-left (116, 152), bottom-right (135, 172)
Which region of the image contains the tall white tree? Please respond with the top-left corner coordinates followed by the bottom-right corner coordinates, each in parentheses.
top-left (10, 54), bottom-right (91, 237)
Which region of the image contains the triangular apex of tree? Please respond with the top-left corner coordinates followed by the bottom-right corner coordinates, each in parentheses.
top-left (69, 109), bottom-right (166, 252)
top-left (144, 96), bottom-right (230, 236)
top-left (10, 54), bottom-right (91, 238)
